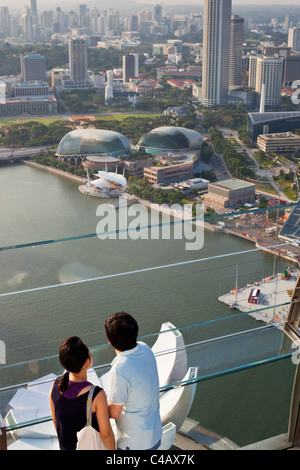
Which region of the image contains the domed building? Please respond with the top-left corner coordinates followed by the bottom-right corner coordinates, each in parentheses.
top-left (56, 129), bottom-right (131, 168)
top-left (137, 126), bottom-right (204, 155)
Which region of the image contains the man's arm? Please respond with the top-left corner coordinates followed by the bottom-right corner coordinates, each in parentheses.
top-left (108, 403), bottom-right (124, 420)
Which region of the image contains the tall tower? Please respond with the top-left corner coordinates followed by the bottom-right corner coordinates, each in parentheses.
top-left (201, 0), bottom-right (232, 106)
top-left (288, 26), bottom-right (300, 54)
top-left (1, 7), bottom-right (10, 36)
top-left (123, 52), bottom-right (139, 83)
top-left (105, 70), bottom-right (114, 104)
top-left (69, 38), bottom-right (88, 87)
top-left (21, 7), bottom-right (33, 41)
top-left (30, 0), bottom-right (37, 23)
top-left (21, 53), bottom-right (46, 81)
top-left (229, 15), bottom-right (244, 89)
top-left (255, 56), bottom-right (284, 107)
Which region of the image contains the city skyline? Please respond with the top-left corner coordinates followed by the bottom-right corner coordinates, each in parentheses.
top-left (0, 0), bottom-right (300, 8)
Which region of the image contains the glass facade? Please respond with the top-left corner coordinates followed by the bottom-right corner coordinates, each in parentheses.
top-left (248, 112), bottom-right (300, 141)
top-left (56, 129), bottom-right (131, 157)
top-left (138, 126), bottom-right (204, 154)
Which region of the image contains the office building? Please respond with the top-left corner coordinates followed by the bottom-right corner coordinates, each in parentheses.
top-left (105, 70), bottom-right (114, 103)
top-left (79, 4), bottom-right (89, 28)
top-left (248, 112), bottom-right (300, 141)
top-left (21, 7), bottom-right (33, 41)
top-left (0, 7), bottom-right (10, 36)
top-left (288, 27), bottom-right (300, 54)
top-left (257, 132), bottom-right (300, 154)
top-left (30, 0), bottom-right (37, 23)
top-left (0, 81), bottom-right (57, 116)
top-left (123, 52), bottom-right (139, 83)
top-left (284, 55), bottom-right (300, 83)
top-left (144, 162), bottom-right (194, 184)
top-left (203, 179), bottom-right (255, 209)
top-left (201, 0), bottom-right (232, 106)
top-left (21, 53), bottom-right (46, 82)
top-left (69, 38), bottom-right (89, 88)
top-left (229, 15), bottom-right (244, 89)
top-left (248, 55), bottom-right (284, 107)
top-left (154, 4), bottom-right (162, 23)
top-left (255, 56), bottom-right (284, 107)
top-left (248, 54), bottom-right (259, 89)
top-left (107, 9), bottom-right (119, 35)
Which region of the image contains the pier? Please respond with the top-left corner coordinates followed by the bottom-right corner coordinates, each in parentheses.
top-left (218, 269), bottom-right (299, 325)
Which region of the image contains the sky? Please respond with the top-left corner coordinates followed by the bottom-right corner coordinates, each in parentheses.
top-left (0, 0), bottom-right (299, 7)
top-left (0, 0), bottom-right (299, 14)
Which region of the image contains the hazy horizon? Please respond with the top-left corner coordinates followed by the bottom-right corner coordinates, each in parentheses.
top-left (0, 0), bottom-right (299, 8)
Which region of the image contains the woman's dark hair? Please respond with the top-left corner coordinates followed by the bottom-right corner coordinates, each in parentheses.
top-left (105, 311), bottom-right (138, 352)
top-left (57, 336), bottom-right (90, 393)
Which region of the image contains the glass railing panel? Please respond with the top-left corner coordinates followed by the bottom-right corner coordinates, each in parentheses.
top-left (1, 200), bottom-right (299, 448)
top-left (1, 351), bottom-right (296, 449)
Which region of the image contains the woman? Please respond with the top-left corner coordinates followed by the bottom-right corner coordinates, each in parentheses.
top-left (49, 336), bottom-right (115, 450)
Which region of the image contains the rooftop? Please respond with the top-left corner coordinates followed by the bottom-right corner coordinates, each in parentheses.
top-left (248, 111), bottom-right (300, 124)
top-left (210, 178), bottom-right (255, 190)
top-left (258, 132), bottom-right (300, 140)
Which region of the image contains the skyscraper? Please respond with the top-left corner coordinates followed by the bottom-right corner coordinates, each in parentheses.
top-left (0, 7), bottom-right (10, 36)
top-left (255, 56), bottom-right (283, 107)
top-left (229, 15), bottom-right (244, 89)
top-left (288, 26), bottom-right (300, 54)
top-left (79, 4), bottom-right (88, 28)
top-left (249, 55), bottom-right (284, 107)
top-left (123, 52), bottom-right (139, 83)
top-left (30, 0), bottom-right (37, 23)
top-left (105, 70), bottom-right (114, 104)
top-left (201, 0), bottom-right (232, 106)
top-left (21, 53), bottom-right (46, 81)
top-left (69, 38), bottom-right (89, 87)
top-left (21, 7), bottom-right (33, 41)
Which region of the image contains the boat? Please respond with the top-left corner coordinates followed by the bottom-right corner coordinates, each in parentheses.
top-left (4, 322), bottom-right (198, 450)
top-left (108, 203), bottom-right (119, 209)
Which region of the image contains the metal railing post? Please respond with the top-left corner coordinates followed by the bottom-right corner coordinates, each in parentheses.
top-left (288, 361), bottom-right (300, 448)
top-left (0, 426), bottom-right (7, 450)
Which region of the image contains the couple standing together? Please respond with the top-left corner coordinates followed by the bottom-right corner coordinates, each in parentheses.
top-left (49, 311), bottom-right (162, 451)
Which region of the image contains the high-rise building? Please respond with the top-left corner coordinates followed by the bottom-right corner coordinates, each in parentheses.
top-left (0, 7), bottom-right (10, 36)
top-left (107, 9), bottom-right (119, 35)
top-left (79, 4), bottom-right (89, 28)
top-left (30, 0), bottom-right (37, 23)
top-left (229, 15), bottom-right (244, 89)
top-left (123, 52), bottom-right (139, 83)
top-left (249, 55), bottom-right (284, 108)
top-left (248, 54), bottom-right (260, 89)
top-left (283, 14), bottom-right (290, 33)
top-left (201, 0), bottom-right (232, 106)
top-left (69, 38), bottom-right (89, 87)
top-left (21, 53), bottom-right (46, 81)
top-left (154, 4), bottom-right (162, 23)
top-left (21, 7), bottom-right (33, 41)
top-left (288, 27), bottom-right (300, 54)
top-left (105, 70), bottom-right (114, 104)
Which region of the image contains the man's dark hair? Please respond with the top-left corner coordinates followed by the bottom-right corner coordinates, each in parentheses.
top-left (105, 311), bottom-right (138, 351)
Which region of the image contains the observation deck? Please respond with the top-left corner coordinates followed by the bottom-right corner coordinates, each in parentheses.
top-left (1, 200), bottom-right (300, 451)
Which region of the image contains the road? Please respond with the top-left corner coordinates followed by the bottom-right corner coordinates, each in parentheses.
top-left (0, 146), bottom-right (46, 161)
top-left (217, 127), bottom-right (296, 201)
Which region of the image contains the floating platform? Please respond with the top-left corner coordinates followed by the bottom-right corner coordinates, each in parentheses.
top-left (218, 270), bottom-right (299, 326)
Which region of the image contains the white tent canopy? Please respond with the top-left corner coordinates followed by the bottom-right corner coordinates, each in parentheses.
top-left (94, 171), bottom-right (127, 190)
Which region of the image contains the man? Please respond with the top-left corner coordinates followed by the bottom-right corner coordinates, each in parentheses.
top-left (105, 311), bottom-right (162, 450)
